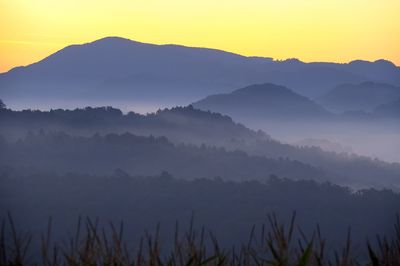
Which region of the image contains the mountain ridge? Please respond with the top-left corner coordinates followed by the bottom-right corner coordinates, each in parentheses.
top-left (1, 36), bottom-right (400, 110)
top-left (193, 83), bottom-right (331, 120)
top-left (2, 37), bottom-right (399, 75)
top-left (2, 105), bottom-right (399, 189)
top-left (317, 81), bottom-right (400, 112)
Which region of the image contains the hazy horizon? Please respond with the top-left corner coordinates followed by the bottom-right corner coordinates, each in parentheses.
top-left (1, 2), bottom-right (399, 264)
top-left (1, 36), bottom-right (399, 75)
top-left (2, 0), bottom-right (400, 73)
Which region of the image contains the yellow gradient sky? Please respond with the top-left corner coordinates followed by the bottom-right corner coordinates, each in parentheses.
top-left (1, 0), bottom-right (399, 73)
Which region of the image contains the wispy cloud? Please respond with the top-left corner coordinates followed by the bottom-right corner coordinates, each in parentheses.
top-left (0, 40), bottom-right (62, 46)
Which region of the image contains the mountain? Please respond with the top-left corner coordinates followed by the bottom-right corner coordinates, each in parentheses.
top-left (192, 83), bottom-right (331, 121)
top-left (316, 81), bottom-right (400, 112)
top-left (0, 131), bottom-right (326, 183)
top-left (0, 105), bottom-right (269, 145)
top-left (1, 170), bottom-right (398, 252)
top-left (2, 130), bottom-right (400, 189)
top-left (1, 106), bottom-right (400, 189)
top-left (373, 98), bottom-right (400, 118)
top-left (292, 138), bottom-right (353, 154)
top-left (344, 60), bottom-right (400, 85)
top-left (1, 37), bottom-right (400, 110)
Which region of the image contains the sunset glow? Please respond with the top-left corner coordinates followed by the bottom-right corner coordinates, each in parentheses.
top-left (1, 0), bottom-right (399, 73)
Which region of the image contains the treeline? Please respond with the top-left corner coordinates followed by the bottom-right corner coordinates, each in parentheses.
top-left (0, 131), bottom-right (325, 182)
top-left (0, 105), bottom-right (264, 144)
top-left (0, 170), bottom-right (398, 264)
top-left (1, 106), bottom-right (399, 189)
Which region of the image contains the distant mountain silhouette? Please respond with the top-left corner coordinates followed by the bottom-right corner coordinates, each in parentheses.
top-left (0, 105), bottom-right (269, 145)
top-left (0, 131), bottom-right (327, 183)
top-left (1, 37), bottom-right (400, 109)
top-left (292, 138), bottom-right (353, 154)
top-left (316, 81), bottom-right (400, 112)
top-left (1, 169), bottom-right (398, 252)
top-left (192, 83), bottom-right (331, 120)
top-left (373, 98), bottom-right (400, 118)
top-left (1, 106), bottom-right (400, 189)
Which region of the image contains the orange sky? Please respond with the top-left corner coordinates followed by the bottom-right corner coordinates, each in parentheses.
top-left (1, 0), bottom-right (399, 73)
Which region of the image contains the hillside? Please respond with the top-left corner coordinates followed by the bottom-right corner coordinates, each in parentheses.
top-left (1, 170), bottom-right (398, 257)
top-left (1, 106), bottom-right (400, 189)
top-left (1, 37), bottom-right (400, 110)
top-left (316, 81), bottom-right (400, 112)
top-left (374, 98), bottom-right (400, 118)
top-left (192, 83), bottom-right (331, 120)
top-left (0, 131), bottom-right (327, 183)
top-left (0, 105), bottom-right (268, 144)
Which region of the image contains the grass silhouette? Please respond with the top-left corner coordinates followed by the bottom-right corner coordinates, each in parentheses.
top-left (1, 212), bottom-right (399, 265)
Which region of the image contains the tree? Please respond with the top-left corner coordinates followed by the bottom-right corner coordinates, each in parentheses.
top-left (0, 99), bottom-right (5, 109)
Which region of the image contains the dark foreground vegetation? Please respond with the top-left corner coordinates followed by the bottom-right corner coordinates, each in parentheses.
top-left (1, 104), bottom-right (399, 265)
top-left (1, 213), bottom-right (399, 265)
top-left (1, 171), bottom-right (399, 265)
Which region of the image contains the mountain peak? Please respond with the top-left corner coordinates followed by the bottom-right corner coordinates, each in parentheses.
top-left (348, 59), bottom-right (397, 67)
top-left (317, 81), bottom-right (400, 113)
top-left (90, 36), bottom-right (141, 45)
top-left (232, 83), bottom-right (294, 96)
top-left (374, 59), bottom-right (397, 67)
top-left (282, 58), bottom-right (303, 64)
top-left (193, 83), bottom-right (330, 120)
top-left (1, 37), bottom-right (400, 110)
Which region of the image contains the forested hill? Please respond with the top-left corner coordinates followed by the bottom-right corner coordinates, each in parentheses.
top-left (1, 106), bottom-right (400, 189)
top-left (192, 83), bottom-right (331, 120)
top-left (2, 37), bottom-right (400, 110)
top-left (0, 105), bottom-right (268, 144)
top-left (0, 131), bottom-right (326, 183)
top-left (1, 170), bottom-right (398, 253)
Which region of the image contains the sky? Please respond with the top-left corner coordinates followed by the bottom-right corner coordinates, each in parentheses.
top-left (1, 0), bottom-right (399, 73)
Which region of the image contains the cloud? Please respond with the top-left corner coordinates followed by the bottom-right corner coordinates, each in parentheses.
top-left (0, 40), bottom-right (61, 46)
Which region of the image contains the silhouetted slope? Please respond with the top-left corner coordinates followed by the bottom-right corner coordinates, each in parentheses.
top-left (193, 83), bottom-right (331, 120)
top-left (0, 37), bottom-right (269, 102)
top-left (317, 81), bottom-right (400, 112)
top-left (1, 37), bottom-right (400, 109)
top-left (1, 106), bottom-right (399, 189)
top-left (374, 98), bottom-right (400, 118)
top-left (292, 138), bottom-right (353, 154)
top-left (0, 131), bottom-right (326, 183)
top-left (0, 105), bottom-right (268, 144)
top-left (1, 171), bottom-right (398, 253)
top-left (345, 59), bottom-right (400, 85)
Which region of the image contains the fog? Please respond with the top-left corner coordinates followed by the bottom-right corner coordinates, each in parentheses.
top-left (1, 105), bottom-right (399, 264)
top-left (244, 119), bottom-right (400, 163)
top-left (1, 37), bottom-right (400, 263)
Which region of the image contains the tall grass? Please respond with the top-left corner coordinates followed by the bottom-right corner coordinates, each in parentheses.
top-left (1, 213), bottom-right (399, 265)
